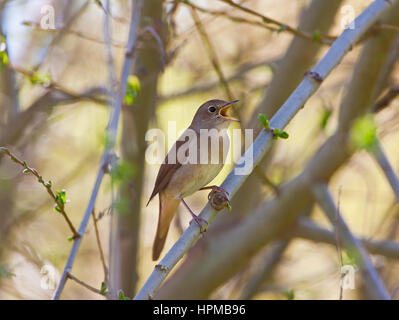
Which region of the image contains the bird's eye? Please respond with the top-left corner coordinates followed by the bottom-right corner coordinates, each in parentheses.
top-left (208, 106), bottom-right (216, 113)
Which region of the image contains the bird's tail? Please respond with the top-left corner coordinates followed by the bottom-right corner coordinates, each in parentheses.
top-left (152, 192), bottom-right (180, 261)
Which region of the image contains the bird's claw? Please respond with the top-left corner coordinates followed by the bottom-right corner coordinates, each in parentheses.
top-left (190, 215), bottom-right (208, 234)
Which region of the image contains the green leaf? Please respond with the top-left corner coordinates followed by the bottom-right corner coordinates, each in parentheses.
top-left (30, 72), bottom-right (51, 87)
top-left (118, 290), bottom-right (130, 300)
top-left (277, 25), bottom-right (287, 33)
top-left (320, 108), bottom-right (332, 130)
top-left (273, 128), bottom-right (281, 140)
top-left (44, 180), bottom-right (52, 188)
top-left (258, 113), bottom-right (270, 130)
top-left (124, 75), bottom-right (140, 105)
top-left (279, 131), bottom-right (289, 139)
top-left (350, 115), bottom-right (377, 151)
top-left (226, 203), bottom-right (232, 211)
top-left (312, 30), bottom-right (322, 43)
top-left (67, 236), bottom-right (74, 242)
top-left (282, 289), bottom-right (295, 300)
top-left (100, 282), bottom-right (108, 295)
top-left (0, 36), bottom-right (8, 73)
top-left (56, 189), bottom-right (67, 205)
top-left (23, 168), bottom-right (31, 174)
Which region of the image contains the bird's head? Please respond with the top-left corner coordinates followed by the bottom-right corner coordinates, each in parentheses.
top-left (191, 99), bottom-right (240, 130)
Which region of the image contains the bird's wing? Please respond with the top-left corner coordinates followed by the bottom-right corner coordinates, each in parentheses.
top-left (146, 138), bottom-right (188, 206)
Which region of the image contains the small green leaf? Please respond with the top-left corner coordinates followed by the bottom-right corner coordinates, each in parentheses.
top-left (23, 168), bottom-right (31, 174)
top-left (56, 189), bottom-right (67, 205)
top-left (54, 205), bottom-right (62, 213)
top-left (320, 108), bottom-right (332, 130)
top-left (258, 113), bottom-right (270, 130)
top-left (226, 203), bottom-right (232, 211)
top-left (118, 290), bottom-right (130, 300)
top-left (124, 75), bottom-right (140, 105)
top-left (67, 236), bottom-right (74, 242)
top-left (30, 72), bottom-right (51, 87)
top-left (312, 30), bottom-right (322, 43)
top-left (262, 17), bottom-right (271, 23)
top-left (350, 115), bottom-right (377, 151)
top-left (100, 282), bottom-right (108, 295)
top-left (273, 128), bottom-right (281, 140)
top-left (279, 131), bottom-right (289, 139)
top-left (0, 36), bottom-right (8, 73)
top-left (44, 180), bottom-right (52, 188)
top-left (282, 289), bottom-right (295, 300)
top-left (277, 25), bottom-right (287, 33)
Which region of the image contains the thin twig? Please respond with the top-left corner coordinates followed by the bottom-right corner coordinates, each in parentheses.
top-left (218, 0), bottom-right (335, 45)
top-left (92, 210), bottom-right (109, 284)
top-left (67, 272), bottom-right (104, 296)
top-left (134, 0), bottom-right (395, 300)
top-left (52, 0), bottom-right (143, 300)
top-left (295, 217), bottom-right (399, 260)
top-left (9, 64), bottom-right (107, 105)
top-left (312, 183), bottom-right (390, 300)
top-left (0, 147), bottom-right (80, 239)
top-left (181, 0), bottom-right (335, 45)
top-left (190, 7), bottom-right (242, 122)
top-left (22, 20), bottom-right (126, 48)
top-left (334, 187), bottom-right (344, 300)
top-left (373, 85), bottom-right (399, 112)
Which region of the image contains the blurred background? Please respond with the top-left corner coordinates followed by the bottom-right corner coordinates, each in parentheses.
top-left (0, 0), bottom-right (399, 300)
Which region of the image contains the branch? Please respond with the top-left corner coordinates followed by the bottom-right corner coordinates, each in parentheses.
top-left (189, 7), bottom-right (241, 121)
top-left (134, 0), bottom-right (395, 300)
top-left (295, 217), bottom-right (399, 260)
top-left (181, 0), bottom-right (335, 45)
top-left (92, 210), bottom-right (108, 284)
top-left (372, 140), bottom-right (399, 201)
top-left (0, 147), bottom-right (79, 239)
top-left (67, 272), bottom-right (104, 296)
top-left (52, 0), bottom-right (143, 300)
top-left (312, 183), bottom-right (390, 300)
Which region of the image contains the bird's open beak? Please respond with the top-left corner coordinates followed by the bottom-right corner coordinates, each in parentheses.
top-left (219, 100), bottom-right (240, 122)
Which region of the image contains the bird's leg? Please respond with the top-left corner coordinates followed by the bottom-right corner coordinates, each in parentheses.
top-left (180, 198), bottom-right (208, 233)
top-left (200, 185), bottom-right (229, 200)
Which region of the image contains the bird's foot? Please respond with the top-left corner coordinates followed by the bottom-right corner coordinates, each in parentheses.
top-left (189, 215), bottom-right (208, 234)
top-left (201, 186), bottom-right (231, 211)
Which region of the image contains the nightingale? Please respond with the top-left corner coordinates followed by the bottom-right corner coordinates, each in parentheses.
top-left (147, 99), bottom-right (239, 260)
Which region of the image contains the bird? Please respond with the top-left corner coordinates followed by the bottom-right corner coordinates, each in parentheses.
top-left (147, 99), bottom-right (240, 260)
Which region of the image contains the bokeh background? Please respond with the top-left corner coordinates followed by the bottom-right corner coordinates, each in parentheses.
top-left (0, 0), bottom-right (399, 299)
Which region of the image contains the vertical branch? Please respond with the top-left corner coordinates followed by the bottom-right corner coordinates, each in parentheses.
top-left (52, 0), bottom-right (143, 300)
top-left (109, 0), bottom-right (166, 297)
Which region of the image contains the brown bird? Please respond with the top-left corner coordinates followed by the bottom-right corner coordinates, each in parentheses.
top-left (147, 99), bottom-right (239, 260)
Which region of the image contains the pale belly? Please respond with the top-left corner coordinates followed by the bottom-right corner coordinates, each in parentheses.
top-left (166, 162), bottom-right (225, 198)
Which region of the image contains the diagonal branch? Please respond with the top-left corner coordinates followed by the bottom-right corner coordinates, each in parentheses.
top-left (52, 0), bottom-right (144, 300)
top-left (134, 0), bottom-right (396, 300)
top-left (312, 183), bottom-right (390, 300)
top-left (372, 140), bottom-right (399, 201)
